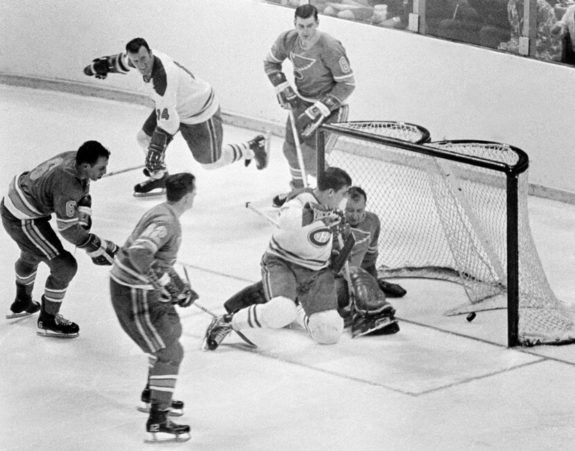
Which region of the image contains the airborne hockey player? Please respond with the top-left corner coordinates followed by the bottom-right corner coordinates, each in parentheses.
top-left (264, 4), bottom-right (355, 205)
top-left (109, 173), bottom-right (198, 443)
top-left (1, 141), bottom-right (118, 337)
top-left (84, 37), bottom-right (269, 197)
top-left (203, 167), bottom-right (352, 351)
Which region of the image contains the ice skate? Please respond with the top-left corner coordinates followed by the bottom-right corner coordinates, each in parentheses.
top-left (245, 134), bottom-right (269, 170)
top-left (145, 408), bottom-right (190, 443)
top-left (37, 309), bottom-right (79, 338)
top-left (138, 387), bottom-right (184, 417)
top-left (203, 314), bottom-right (233, 351)
top-left (351, 313), bottom-right (399, 338)
top-left (6, 297), bottom-right (40, 320)
top-left (133, 171), bottom-right (168, 197)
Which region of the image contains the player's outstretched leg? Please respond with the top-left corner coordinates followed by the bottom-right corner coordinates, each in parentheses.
top-left (145, 407), bottom-right (190, 443)
top-left (36, 297), bottom-right (79, 338)
top-left (203, 314), bottom-right (233, 351)
top-left (245, 135), bottom-right (270, 170)
top-left (6, 297), bottom-right (40, 320)
top-left (133, 171), bottom-right (168, 197)
top-left (138, 386), bottom-right (184, 417)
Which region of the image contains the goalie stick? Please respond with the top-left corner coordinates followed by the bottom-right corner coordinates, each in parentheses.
top-left (181, 265), bottom-right (257, 348)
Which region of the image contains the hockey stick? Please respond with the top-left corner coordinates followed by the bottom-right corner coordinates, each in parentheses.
top-left (245, 202), bottom-right (280, 228)
top-left (181, 266), bottom-right (257, 348)
top-left (103, 164), bottom-right (145, 178)
top-left (289, 109), bottom-right (309, 188)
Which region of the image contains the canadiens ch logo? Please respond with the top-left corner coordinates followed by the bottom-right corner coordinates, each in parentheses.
top-left (309, 228), bottom-right (331, 247)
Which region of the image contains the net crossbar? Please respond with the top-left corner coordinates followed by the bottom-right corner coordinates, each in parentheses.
top-left (318, 121), bottom-right (575, 346)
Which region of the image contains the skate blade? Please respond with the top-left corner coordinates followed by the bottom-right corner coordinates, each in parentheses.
top-left (133, 189), bottom-right (166, 198)
top-left (36, 329), bottom-right (79, 339)
top-left (137, 404), bottom-right (183, 417)
top-left (144, 431), bottom-right (191, 443)
top-left (352, 319), bottom-right (398, 338)
top-left (6, 311), bottom-right (37, 320)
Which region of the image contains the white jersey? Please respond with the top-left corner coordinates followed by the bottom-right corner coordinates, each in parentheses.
top-left (266, 191), bottom-right (333, 271)
top-left (139, 50), bottom-right (219, 134)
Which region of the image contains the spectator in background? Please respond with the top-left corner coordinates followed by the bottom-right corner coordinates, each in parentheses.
top-left (498, 0), bottom-right (561, 61)
top-left (551, 4), bottom-right (575, 65)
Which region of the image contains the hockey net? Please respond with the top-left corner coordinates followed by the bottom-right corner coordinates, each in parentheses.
top-left (318, 121), bottom-right (575, 346)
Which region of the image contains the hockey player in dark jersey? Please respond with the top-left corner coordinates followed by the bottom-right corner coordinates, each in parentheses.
top-left (204, 167), bottom-right (352, 351)
top-left (110, 172), bottom-right (198, 443)
top-left (1, 141), bottom-right (118, 337)
top-left (264, 4), bottom-right (355, 205)
top-left (220, 186), bottom-right (406, 337)
top-left (84, 37), bottom-right (269, 197)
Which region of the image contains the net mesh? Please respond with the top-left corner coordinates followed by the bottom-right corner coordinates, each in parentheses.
top-left (323, 122), bottom-right (575, 345)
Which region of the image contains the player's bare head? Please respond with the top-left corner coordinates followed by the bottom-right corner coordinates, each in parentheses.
top-left (295, 4), bottom-right (318, 22)
top-left (345, 186), bottom-right (367, 226)
top-left (126, 38), bottom-right (153, 77)
top-left (166, 172), bottom-right (196, 204)
top-left (294, 5), bottom-right (319, 41)
top-left (76, 141), bottom-right (110, 181)
top-left (317, 167), bottom-right (351, 210)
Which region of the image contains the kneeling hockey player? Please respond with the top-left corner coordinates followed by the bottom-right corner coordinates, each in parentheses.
top-left (203, 167), bottom-right (352, 350)
top-left (220, 186), bottom-right (403, 337)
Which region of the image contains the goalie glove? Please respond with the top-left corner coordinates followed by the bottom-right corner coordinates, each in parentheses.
top-left (77, 194), bottom-right (92, 231)
top-left (79, 234), bottom-right (119, 266)
top-left (296, 95), bottom-right (341, 137)
top-left (268, 72), bottom-right (299, 110)
top-left (83, 54), bottom-right (126, 80)
top-left (145, 128), bottom-right (171, 174)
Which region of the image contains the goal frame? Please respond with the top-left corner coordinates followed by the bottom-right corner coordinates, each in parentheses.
top-left (317, 123), bottom-right (529, 347)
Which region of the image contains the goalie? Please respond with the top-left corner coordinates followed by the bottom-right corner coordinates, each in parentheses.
top-left (222, 186), bottom-right (404, 336)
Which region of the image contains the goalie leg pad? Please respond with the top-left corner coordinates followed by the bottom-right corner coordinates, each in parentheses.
top-left (350, 267), bottom-right (395, 317)
top-left (307, 310), bottom-right (343, 345)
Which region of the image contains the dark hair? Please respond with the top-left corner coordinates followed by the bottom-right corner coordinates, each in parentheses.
top-left (317, 167), bottom-right (351, 192)
top-left (295, 4), bottom-right (318, 21)
top-left (348, 186), bottom-right (367, 203)
top-left (126, 37), bottom-right (151, 54)
top-left (76, 141), bottom-right (110, 165)
top-left (166, 172), bottom-right (196, 202)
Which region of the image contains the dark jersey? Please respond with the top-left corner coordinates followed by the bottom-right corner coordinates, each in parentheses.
top-left (264, 30), bottom-right (355, 104)
top-left (349, 211), bottom-right (380, 271)
top-left (110, 203), bottom-right (182, 289)
top-left (3, 151), bottom-right (91, 246)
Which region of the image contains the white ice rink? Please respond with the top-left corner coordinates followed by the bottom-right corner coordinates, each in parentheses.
top-left (1, 85), bottom-right (575, 450)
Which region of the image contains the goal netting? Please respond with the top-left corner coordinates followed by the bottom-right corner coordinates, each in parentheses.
top-left (318, 121), bottom-right (575, 346)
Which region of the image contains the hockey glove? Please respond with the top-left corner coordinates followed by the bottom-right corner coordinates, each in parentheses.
top-left (77, 194), bottom-right (92, 231)
top-left (302, 202), bottom-right (344, 231)
top-left (268, 72), bottom-right (299, 110)
top-left (80, 234), bottom-right (119, 266)
top-left (166, 268), bottom-right (199, 307)
top-left (296, 95), bottom-right (342, 137)
top-left (83, 54), bottom-right (127, 79)
top-left (145, 128), bottom-right (170, 174)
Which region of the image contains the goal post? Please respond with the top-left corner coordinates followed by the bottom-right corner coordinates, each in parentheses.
top-left (317, 121), bottom-right (575, 347)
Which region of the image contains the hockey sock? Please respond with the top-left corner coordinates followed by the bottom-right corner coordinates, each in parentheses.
top-left (221, 143), bottom-right (251, 165)
top-left (231, 296), bottom-right (297, 330)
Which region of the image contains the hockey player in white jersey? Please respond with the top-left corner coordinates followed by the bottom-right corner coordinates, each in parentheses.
top-left (84, 37), bottom-right (269, 196)
top-left (203, 167), bottom-right (352, 350)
